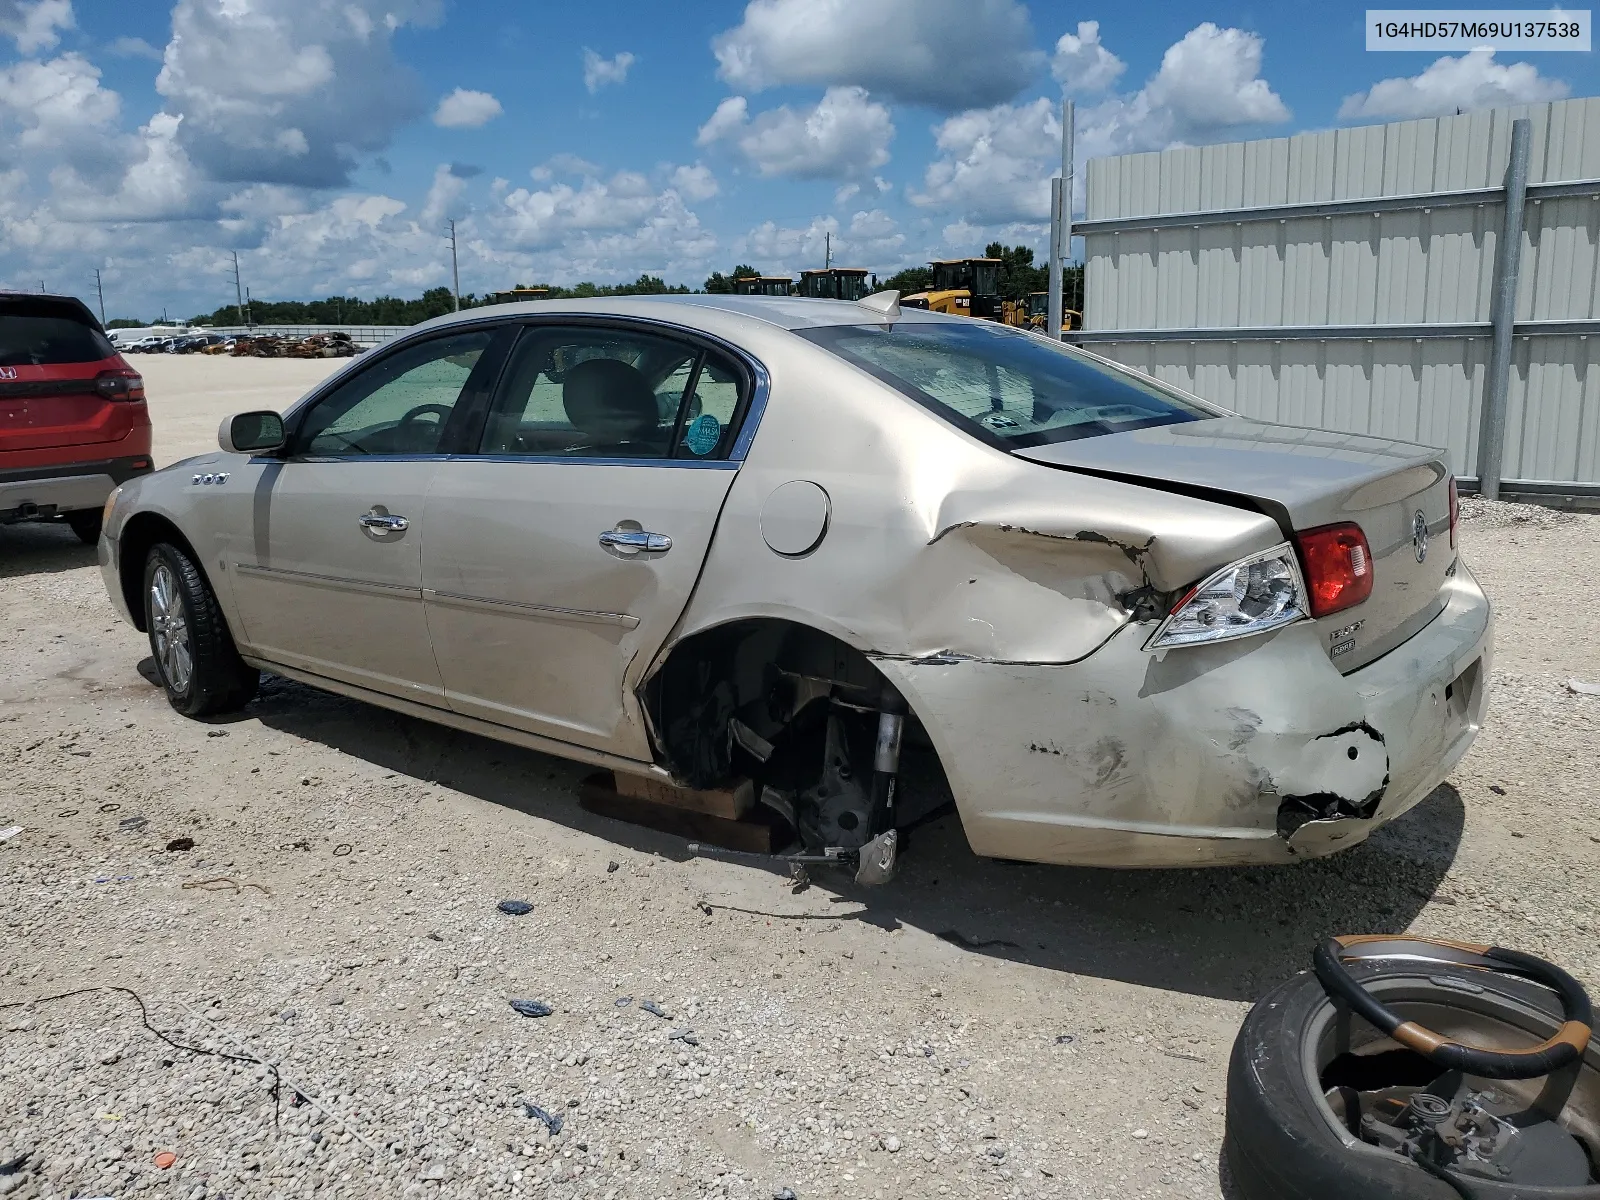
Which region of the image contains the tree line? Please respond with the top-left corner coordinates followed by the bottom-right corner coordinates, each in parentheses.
top-left (170, 246), bottom-right (1082, 327)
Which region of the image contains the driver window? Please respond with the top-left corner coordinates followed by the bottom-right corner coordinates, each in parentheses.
top-left (293, 329), bottom-right (495, 457)
top-left (478, 326), bottom-right (704, 459)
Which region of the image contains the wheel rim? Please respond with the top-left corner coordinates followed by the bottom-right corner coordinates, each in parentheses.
top-left (149, 563), bottom-right (193, 694)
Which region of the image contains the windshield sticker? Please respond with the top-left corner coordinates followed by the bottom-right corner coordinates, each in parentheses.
top-left (684, 413), bottom-right (722, 455)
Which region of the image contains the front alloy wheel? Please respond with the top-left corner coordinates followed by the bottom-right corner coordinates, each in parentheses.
top-left (149, 560), bottom-right (193, 695)
top-left (141, 542), bottom-right (258, 717)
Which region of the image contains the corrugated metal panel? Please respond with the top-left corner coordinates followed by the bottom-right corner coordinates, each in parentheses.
top-left (1080, 98), bottom-right (1600, 488)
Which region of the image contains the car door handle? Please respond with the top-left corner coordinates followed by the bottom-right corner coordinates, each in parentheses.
top-left (598, 529), bottom-right (671, 554)
top-left (358, 512), bottom-right (409, 532)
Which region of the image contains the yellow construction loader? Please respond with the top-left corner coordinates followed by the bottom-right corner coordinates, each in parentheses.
top-left (734, 276), bottom-right (793, 297)
top-left (899, 258), bottom-right (1003, 321)
top-left (1002, 292), bottom-right (1085, 333)
top-left (799, 267), bottom-right (872, 301)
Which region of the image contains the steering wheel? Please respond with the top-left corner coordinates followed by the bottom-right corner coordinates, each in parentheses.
top-left (398, 403), bottom-right (453, 428)
top-left (1314, 934), bottom-right (1593, 1080)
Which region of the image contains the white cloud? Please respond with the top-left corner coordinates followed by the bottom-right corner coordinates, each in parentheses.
top-left (0, 0), bottom-right (72, 54)
top-left (696, 85), bottom-right (892, 180)
top-left (834, 183), bottom-right (859, 205)
top-left (1050, 20), bottom-right (1123, 93)
top-left (531, 153), bottom-right (601, 181)
top-left (108, 35), bottom-right (161, 60)
top-left (912, 97), bottom-right (1058, 223)
top-left (668, 162), bottom-right (718, 201)
top-left (0, 52), bottom-right (121, 152)
top-left (582, 48), bottom-right (634, 93)
top-left (50, 111), bottom-right (210, 222)
top-left (1339, 50), bottom-right (1569, 121)
top-left (155, 0), bottom-right (437, 187)
top-left (915, 23), bottom-right (1288, 230)
top-left (735, 208), bottom-right (908, 276)
top-left (419, 161), bottom-right (466, 226)
top-left (712, 0), bottom-right (1039, 111)
top-left (433, 87), bottom-right (502, 128)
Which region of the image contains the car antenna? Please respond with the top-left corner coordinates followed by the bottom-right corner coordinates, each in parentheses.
top-left (856, 290), bottom-right (900, 321)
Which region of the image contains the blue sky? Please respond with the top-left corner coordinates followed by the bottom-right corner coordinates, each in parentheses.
top-left (1, 0), bottom-right (1593, 319)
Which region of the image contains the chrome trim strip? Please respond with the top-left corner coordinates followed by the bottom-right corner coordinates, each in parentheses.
top-left (423, 588), bottom-right (640, 628)
top-left (453, 455), bottom-right (738, 470)
top-left (234, 561), bottom-right (419, 599)
top-left (239, 655), bottom-right (670, 779)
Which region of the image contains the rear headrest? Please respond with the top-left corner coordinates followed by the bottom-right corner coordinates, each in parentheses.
top-left (562, 358), bottom-right (658, 442)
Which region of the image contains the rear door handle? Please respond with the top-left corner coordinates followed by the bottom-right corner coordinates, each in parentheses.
top-left (598, 529), bottom-right (671, 554)
top-left (358, 512), bottom-right (409, 532)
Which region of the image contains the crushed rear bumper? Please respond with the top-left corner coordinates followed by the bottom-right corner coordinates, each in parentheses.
top-left (873, 565), bottom-right (1493, 868)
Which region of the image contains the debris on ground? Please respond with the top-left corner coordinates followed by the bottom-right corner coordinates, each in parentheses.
top-left (165, 837), bottom-right (195, 852)
top-left (496, 899), bottom-right (534, 916)
top-left (936, 928), bottom-right (1020, 950)
top-left (669, 1029), bottom-right (699, 1046)
top-left (153, 1150), bottom-right (177, 1168)
top-left (521, 1102), bottom-right (564, 1135)
top-left (614, 996), bottom-right (632, 1007)
top-left (509, 999), bottom-right (553, 1018)
top-left (639, 1000), bottom-right (668, 1019)
top-left (0, 826), bottom-right (21, 841)
top-left (332, 843), bottom-right (353, 857)
top-left (181, 877), bottom-right (270, 896)
top-left (118, 815), bottom-right (148, 833)
top-left (1566, 678), bottom-right (1600, 697)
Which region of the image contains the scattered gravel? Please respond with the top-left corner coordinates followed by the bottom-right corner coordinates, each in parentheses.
top-left (2, 494), bottom-right (1597, 1200)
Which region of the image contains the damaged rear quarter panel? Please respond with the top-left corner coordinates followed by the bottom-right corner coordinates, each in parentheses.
top-left (661, 329), bottom-right (1283, 668)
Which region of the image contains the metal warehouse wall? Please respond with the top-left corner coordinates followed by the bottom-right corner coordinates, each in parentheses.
top-left (1078, 98), bottom-right (1600, 497)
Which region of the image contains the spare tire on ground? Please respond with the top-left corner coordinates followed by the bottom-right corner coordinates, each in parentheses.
top-left (1225, 946), bottom-right (1600, 1200)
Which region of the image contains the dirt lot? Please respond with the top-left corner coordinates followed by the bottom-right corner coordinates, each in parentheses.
top-left (2, 357), bottom-right (1599, 1200)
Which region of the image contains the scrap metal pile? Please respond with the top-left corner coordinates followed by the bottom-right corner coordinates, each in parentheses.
top-left (210, 332), bottom-right (361, 358)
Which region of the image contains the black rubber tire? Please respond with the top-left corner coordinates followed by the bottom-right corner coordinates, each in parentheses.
top-left (66, 509), bottom-right (102, 544)
top-left (142, 541), bottom-right (259, 717)
top-left (1225, 962), bottom-right (1600, 1200)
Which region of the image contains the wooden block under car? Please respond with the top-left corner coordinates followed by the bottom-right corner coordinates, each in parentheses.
top-left (612, 771), bottom-right (754, 820)
top-left (579, 773), bottom-right (771, 853)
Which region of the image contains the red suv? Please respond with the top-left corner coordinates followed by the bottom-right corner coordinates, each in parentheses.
top-left (1, 292), bottom-right (152, 543)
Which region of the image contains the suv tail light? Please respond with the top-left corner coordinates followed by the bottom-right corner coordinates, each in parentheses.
top-left (1448, 476), bottom-right (1459, 550)
top-left (1295, 523), bottom-right (1374, 618)
top-left (95, 368), bottom-right (145, 401)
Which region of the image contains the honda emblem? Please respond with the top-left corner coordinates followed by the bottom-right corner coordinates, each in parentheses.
top-left (0, 367), bottom-right (16, 380)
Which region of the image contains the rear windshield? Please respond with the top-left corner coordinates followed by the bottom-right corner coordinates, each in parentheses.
top-left (0, 301), bottom-right (115, 367)
top-left (800, 320), bottom-right (1212, 448)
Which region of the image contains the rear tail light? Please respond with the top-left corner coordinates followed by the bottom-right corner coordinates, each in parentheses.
top-left (95, 368), bottom-right (145, 401)
top-left (1295, 523), bottom-right (1374, 618)
top-left (1448, 476), bottom-right (1459, 550)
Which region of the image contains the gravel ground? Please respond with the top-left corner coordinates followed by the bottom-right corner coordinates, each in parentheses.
top-left (2, 363), bottom-right (1598, 1199)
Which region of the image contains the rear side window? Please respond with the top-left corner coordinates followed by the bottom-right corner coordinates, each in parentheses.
top-left (477, 325), bottom-right (747, 461)
top-left (0, 301), bottom-right (115, 367)
top-left (800, 320), bottom-right (1211, 449)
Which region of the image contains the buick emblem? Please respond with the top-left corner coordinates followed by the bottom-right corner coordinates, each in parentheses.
top-left (1412, 510), bottom-right (1429, 563)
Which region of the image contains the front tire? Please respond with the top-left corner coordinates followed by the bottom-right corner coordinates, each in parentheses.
top-left (143, 542), bottom-right (259, 717)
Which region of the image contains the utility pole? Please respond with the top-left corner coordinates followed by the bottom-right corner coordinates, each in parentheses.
top-left (824, 231), bottom-right (831, 270)
top-left (38, 280), bottom-right (45, 293)
top-left (1048, 100), bottom-right (1074, 340)
top-left (93, 268), bottom-right (106, 324)
top-left (231, 252), bottom-right (246, 326)
top-left (448, 219), bottom-right (461, 311)
top-left (244, 286), bottom-right (253, 327)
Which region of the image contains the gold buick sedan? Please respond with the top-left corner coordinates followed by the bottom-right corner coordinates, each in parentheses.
top-left (98, 293), bottom-right (1491, 879)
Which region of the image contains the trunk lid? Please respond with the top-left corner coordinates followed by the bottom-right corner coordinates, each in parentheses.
top-left (0, 294), bottom-right (127, 452)
top-left (1016, 416), bottom-right (1455, 672)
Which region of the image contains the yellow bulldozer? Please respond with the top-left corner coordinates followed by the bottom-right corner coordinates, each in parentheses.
top-left (899, 258), bottom-right (1003, 321)
top-left (1001, 292), bottom-right (1085, 333)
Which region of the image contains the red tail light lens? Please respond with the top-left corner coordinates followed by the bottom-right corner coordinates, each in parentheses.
top-left (95, 368), bottom-right (145, 401)
top-left (1448, 476), bottom-right (1459, 550)
top-left (1295, 523), bottom-right (1374, 618)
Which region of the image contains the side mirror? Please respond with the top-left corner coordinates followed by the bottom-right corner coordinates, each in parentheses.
top-left (219, 410), bottom-right (286, 455)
